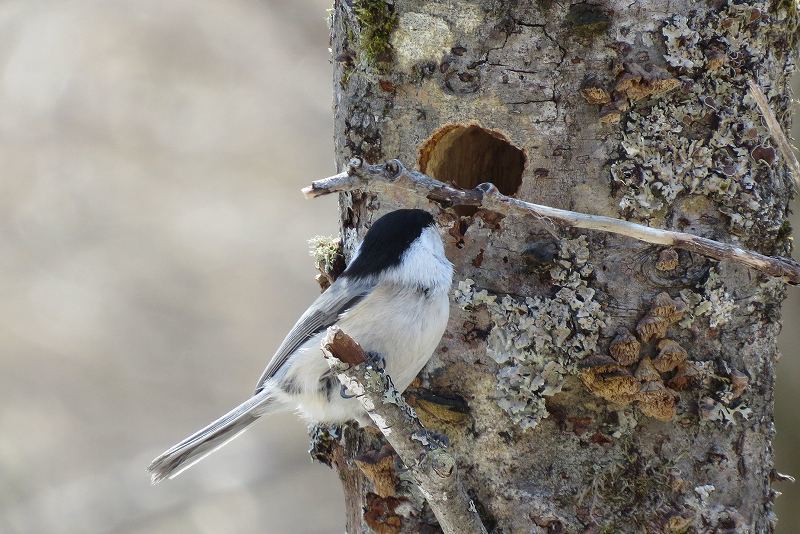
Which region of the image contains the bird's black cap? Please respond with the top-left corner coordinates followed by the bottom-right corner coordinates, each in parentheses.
top-left (343, 209), bottom-right (435, 279)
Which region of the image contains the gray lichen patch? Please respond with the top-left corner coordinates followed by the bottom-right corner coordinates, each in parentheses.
top-left (453, 236), bottom-right (605, 429)
top-left (745, 275), bottom-right (788, 321)
top-left (694, 361), bottom-right (753, 426)
top-left (609, 1), bottom-right (795, 241)
top-left (679, 266), bottom-right (736, 329)
top-left (657, 355), bottom-right (754, 426)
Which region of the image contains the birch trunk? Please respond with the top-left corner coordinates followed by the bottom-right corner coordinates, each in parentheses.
top-left (314, 1), bottom-right (798, 531)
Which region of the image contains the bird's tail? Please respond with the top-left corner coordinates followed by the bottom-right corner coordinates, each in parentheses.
top-left (148, 390), bottom-right (276, 484)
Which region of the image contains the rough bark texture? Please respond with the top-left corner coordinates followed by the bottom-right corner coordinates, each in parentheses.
top-left (314, 1), bottom-right (797, 532)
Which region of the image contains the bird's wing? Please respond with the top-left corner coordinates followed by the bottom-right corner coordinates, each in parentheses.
top-left (254, 276), bottom-right (375, 393)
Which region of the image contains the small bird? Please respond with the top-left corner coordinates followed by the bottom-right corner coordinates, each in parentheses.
top-left (148, 208), bottom-right (453, 483)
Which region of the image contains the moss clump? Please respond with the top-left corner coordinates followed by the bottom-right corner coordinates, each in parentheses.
top-left (565, 4), bottom-right (611, 39)
top-left (354, 0), bottom-right (398, 73)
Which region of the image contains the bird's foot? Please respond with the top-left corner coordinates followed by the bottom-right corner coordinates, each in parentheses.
top-left (340, 383), bottom-right (357, 399)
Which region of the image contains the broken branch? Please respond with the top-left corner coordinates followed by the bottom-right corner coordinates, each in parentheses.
top-left (303, 158), bottom-right (800, 286)
top-left (321, 327), bottom-right (487, 534)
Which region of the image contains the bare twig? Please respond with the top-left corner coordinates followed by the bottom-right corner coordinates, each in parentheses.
top-left (302, 158), bottom-right (800, 286)
top-left (321, 327), bottom-right (488, 534)
top-left (748, 78), bottom-right (800, 188)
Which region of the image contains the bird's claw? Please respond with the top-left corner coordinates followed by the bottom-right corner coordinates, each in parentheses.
top-left (340, 383), bottom-right (357, 399)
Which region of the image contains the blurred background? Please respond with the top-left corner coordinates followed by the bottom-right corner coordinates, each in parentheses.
top-left (0, 1), bottom-right (796, 533)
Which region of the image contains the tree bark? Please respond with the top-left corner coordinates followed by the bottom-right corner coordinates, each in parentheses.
top-left (316, 0), bottom-right (797, 532)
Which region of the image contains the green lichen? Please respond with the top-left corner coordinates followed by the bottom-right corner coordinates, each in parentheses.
top-left (308, 235), bottom-right (343, 274)
top-left (354, 0), bottom-right (398, 73)
top-left (453, 236), bottom-right (606, 430)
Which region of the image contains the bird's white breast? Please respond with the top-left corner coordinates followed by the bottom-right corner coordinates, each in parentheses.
top-left (273, 283), bottom-right (450, 424)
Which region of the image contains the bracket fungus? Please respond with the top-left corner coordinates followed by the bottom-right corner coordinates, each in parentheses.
top-left (636, 292), bottom-right (687, 342)
top-left (653, 339), bottom-right (689, 373)
top-left (578, 356), bottom-right (641, 405)
top-left (609, 328), bottom-right (641, 366)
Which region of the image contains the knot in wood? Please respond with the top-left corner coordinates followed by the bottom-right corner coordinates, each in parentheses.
top-left (429, 449), bottom-right (455, 479)
top-left (383, 159), bottom-right (403, 179)
top-left (347, 156), bottom-right (364, 174)
top-left (475, 182), bottom-right (499, 196)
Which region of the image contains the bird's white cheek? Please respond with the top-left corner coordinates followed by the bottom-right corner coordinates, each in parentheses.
top-left (389, 227), bottom-right (452, 291)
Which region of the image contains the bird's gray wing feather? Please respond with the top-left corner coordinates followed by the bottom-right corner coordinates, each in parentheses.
top-left (254, 276), bottom-right (374, 393)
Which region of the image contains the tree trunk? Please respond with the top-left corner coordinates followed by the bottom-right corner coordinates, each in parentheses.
top-left (316, 0), bottom-right (797, 532)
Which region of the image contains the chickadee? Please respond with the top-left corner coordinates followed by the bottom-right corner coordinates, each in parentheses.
top-left (148, 208), bottom-right (453, 483)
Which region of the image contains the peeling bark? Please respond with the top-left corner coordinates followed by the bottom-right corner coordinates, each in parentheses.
top-left (317, 1), bottom-right (796, 532)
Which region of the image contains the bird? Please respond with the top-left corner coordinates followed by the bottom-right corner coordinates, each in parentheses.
top-left (147, 208), bottom-right (453, 483)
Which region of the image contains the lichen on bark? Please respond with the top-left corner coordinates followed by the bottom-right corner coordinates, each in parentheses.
top-left (323, 0), bottom-right (795, 531)
top-left (609, 1), bottom-right (796, 247)
top-left (453, 236), bottom-right (605, 430)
